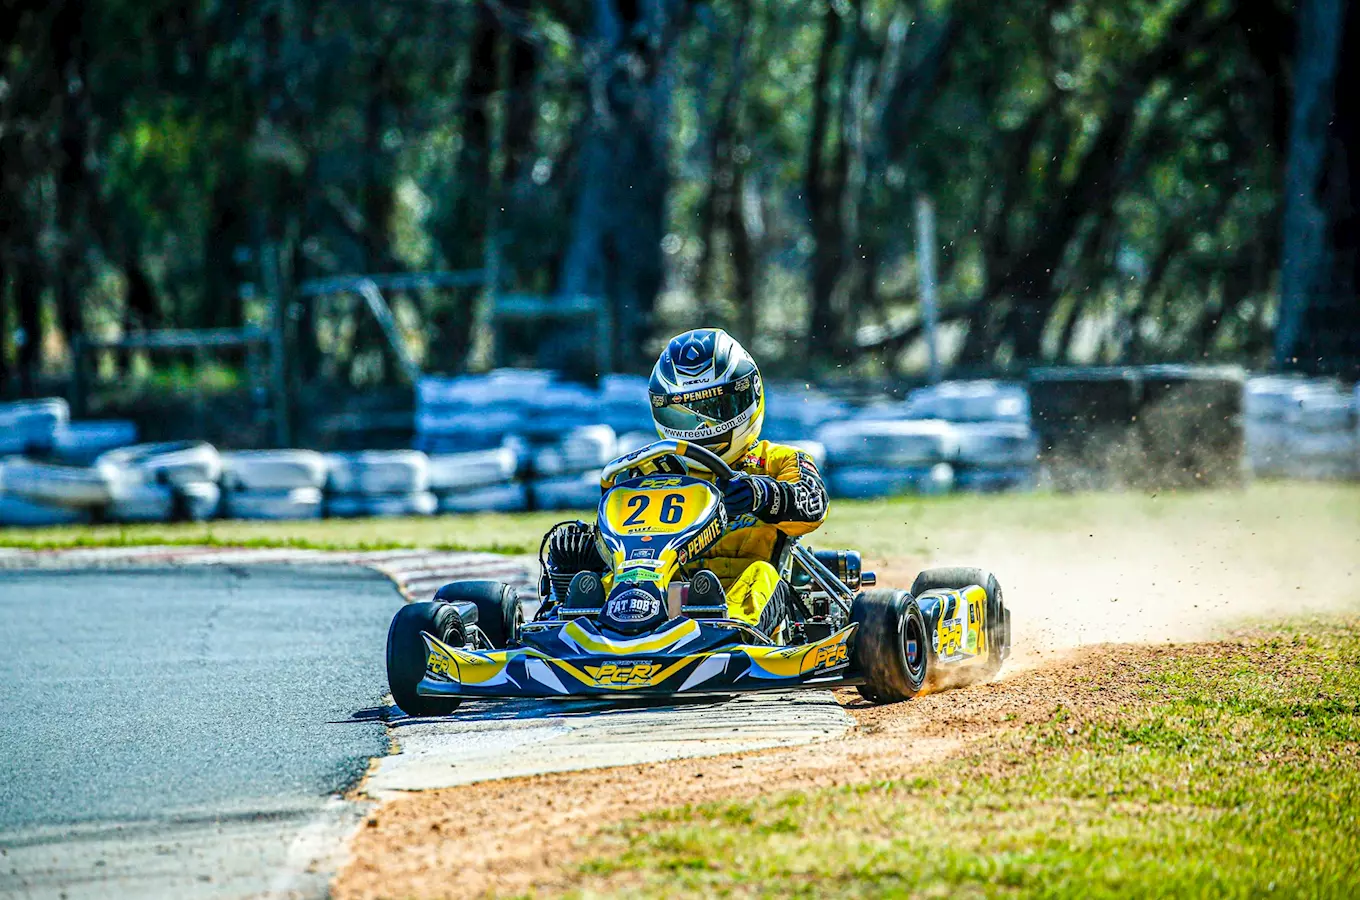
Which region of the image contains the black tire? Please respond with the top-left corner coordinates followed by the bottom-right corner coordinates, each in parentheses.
top-left (386, 601), bottom-right (464, 717)
top-left (850, 589), bottom-right (932, 703)
top-left (910, 566), bottom-right (1008, 678)
top-left (433, 580), bottom-right (522, 649)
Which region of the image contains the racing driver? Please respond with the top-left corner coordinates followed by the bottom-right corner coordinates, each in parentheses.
top-left (641, 327), bottom-right (829, 640)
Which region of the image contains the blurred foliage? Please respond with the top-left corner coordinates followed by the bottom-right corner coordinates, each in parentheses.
top-left (0, 0), bottom-right (1323, 391)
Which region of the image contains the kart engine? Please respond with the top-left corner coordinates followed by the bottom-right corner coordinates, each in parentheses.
top-left (540, 521), bottom-right (607, 607)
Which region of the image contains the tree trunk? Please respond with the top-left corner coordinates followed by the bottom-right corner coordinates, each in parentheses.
top-left (695, 6), bottom-right (753, 322)
top-left (50, 0), bottom-right (91, 353)
top-left (559, 0), bottom-right (683, 373)
top-left (15, 262), bottom-right (42, 395)
top-left (0, 253), bottom-right (8, 388)
top-left (804, 4), bottom-right (846, 359)
top-left (1275, 0), bottom-right (1360, 376)
top-left (501, 0), bottom-right (537, 187)
top-left (428, 5), bottom-right (498, 373)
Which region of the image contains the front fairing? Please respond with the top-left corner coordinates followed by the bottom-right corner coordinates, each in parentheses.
top-left (595, 474), bottom-right (726, 597)
top-left (416, 616), bottom-right (859, 699)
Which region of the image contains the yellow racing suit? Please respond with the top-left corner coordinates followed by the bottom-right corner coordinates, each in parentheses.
top-left (692, 440), bottom-right (829, 633)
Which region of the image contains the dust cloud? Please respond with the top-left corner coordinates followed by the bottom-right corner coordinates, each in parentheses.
top-left (874, 491), bottom-right (1360, 666)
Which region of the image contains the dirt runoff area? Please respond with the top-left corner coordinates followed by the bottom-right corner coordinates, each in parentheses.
top-left (333, 487), bottom-right (1360, 899)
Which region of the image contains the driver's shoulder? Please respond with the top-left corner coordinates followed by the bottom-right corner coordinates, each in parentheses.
top-left (737, 439), bottom-right (804, 474)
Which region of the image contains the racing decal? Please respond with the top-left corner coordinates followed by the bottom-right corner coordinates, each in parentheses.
top-left (791, 453), bottom-right (828, 520)
top-left (664, 406), bottom-right (754, 439)
top-left (604, 483), bottom-right (714, 535)
top-left (676, 516), bottom-right (724, 564)
top-left (615, 567), bottom-right (664, 583)
top-left (807, 641), bottom-right (849, 671)
top-left (744, 626), bottom-right (856, 679)
top-left (605, 589), bottom-right (663, 623)
top-left (638, 477), bottom-right (684, 488)
top-left (933, 586), bottom-right (987, 662)
top-left (756, 455), bottom-right (828, 525)
top-left (668, 385), bottom-right (727, 404)
top-left (583, 661), bottom-right (664, 685)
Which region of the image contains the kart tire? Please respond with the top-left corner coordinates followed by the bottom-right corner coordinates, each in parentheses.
top-left (386, 601), bottom-right (465, 717)
top-left (911, 567), bottom-right (1009, 678)
top-left (851, 590), bottom-right (932, 703)
top-left (432, 580), bottom-right (522, 649)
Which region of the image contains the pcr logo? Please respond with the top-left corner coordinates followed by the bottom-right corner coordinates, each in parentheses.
top-left (584, 662), bottom-right (663, 686)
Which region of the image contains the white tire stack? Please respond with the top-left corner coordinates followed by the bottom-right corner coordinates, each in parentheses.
top-left (1243, 376), bottom-right (1308, 476)
top-left (904, 380), bottom-right (1030, 422)
top-left (0, 398), bottom-right (69, 456)
top-left (818, 419), bottom-right (958, 499)
top-left (950, 421), bottom-right (1040, 493)
top-left (1283, 384), bottom-right (1357, 480)
top-left (325, 450), bottom-right (435, 518)
top-left (428, 446), bottom-right (527, 514)
top-left (96, 441), bottom-right (223, 522)
top-left (415, 372), bottom-right (542, 454)
top-left (0, 457), bottom-right (104, 526)
top-left (220, 450), bottom-right (328, 520)
top-left (531, 425), bottom-right (614, 510)
top-left (1244, 376), bottom-right (1357, 480)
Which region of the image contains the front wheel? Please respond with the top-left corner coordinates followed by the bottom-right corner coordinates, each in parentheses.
top-left (850, 590), bottom-right (933, 703)
top-left (432, 580), bottom-right (522, 649)
top-left (386, 602), bottom-right (464, 717)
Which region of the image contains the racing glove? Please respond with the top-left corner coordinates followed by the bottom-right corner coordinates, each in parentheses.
top-left (722, 472), bottom-right (779, 520)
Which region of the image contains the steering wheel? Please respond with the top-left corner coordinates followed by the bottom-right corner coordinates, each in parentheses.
top-left (599, 439), bottom-right (736, 490)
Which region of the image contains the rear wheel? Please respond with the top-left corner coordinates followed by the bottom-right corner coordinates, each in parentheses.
top-left (850, 589), bottom-right (932, 703)
top-left (386, 601), bottom-right (464, 717)
top-left (911, 567), bottom-right (1008, 679)
top-left (433, 580), bottom-right (522, 649)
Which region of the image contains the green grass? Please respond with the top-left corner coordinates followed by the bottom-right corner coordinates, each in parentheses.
top-left (2, 482), bottom-right (1357, 559)
top-left (561, 620), bottom-right (1360, 898)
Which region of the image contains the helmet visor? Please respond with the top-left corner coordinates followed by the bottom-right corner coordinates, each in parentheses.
top-left (650, 377), bottom-right (759, 438)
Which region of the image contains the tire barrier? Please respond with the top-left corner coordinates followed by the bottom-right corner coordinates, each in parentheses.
top-left (97, 441), bottom-right (224, 488)
top-left (905, 380), bottom-right (1030, 422)
top-left (426, 447), bottom-right (521, 493)
top-left (6, 371), bottom-right (1346, 529)
top-left (0, 458), bottom-right (117, 508)
top-left (222, 487), bottom-right (325, 521)
top-left (437, 481), bottom-right (530, 514)
top-left (222, 450), bottom-right (329, 492)
top-left (952, 422), bottom-right (1039, 468)
top-left (106, 482), bottom-right (177, 523)
top-left (326, 450), bottom-right (429, 494)
top-left (531, 425), bottom-right (616, 477)
top-left (52, 420), bottom-right (139, 464)
top-left (325, 491), bottom-right (438, 519)
top-left (826, 464), bottom-right (955, 499)
top-left (0, 398), bottom-right (69, 456)
top-left (1244, 376), bottom-right (1357, 480)
top-left (531, 471), bottom-right (604, 510)
top-left (0, 493), bottom-right (92, 527)
top-left (817, 419), bottom-right (959, 468)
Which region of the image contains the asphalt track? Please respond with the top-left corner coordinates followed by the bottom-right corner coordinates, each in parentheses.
top-left (0, 561), bottom-right (858, 898)
top-left (0, 565), bottom-right (405, 899)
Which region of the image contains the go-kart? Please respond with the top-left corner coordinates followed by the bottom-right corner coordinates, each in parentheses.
top-left (386, 440), bottom-right (1011, 716)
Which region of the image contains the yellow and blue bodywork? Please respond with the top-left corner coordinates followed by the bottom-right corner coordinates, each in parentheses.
top-left (417, 615), bottom-right (858, 699)
top-left (411, 444), bottom-right (994, 702)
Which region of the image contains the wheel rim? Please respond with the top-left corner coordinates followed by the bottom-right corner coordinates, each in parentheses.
top-left (902, 612), bottom-right (927, 680)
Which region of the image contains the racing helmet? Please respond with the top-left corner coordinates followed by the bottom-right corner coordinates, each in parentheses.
top-left (648, 328), bottom-right (764, 465)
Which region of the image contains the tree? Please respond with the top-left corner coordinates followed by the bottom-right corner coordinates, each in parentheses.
top-left (1275, 0), bottom-right (1360, 376)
